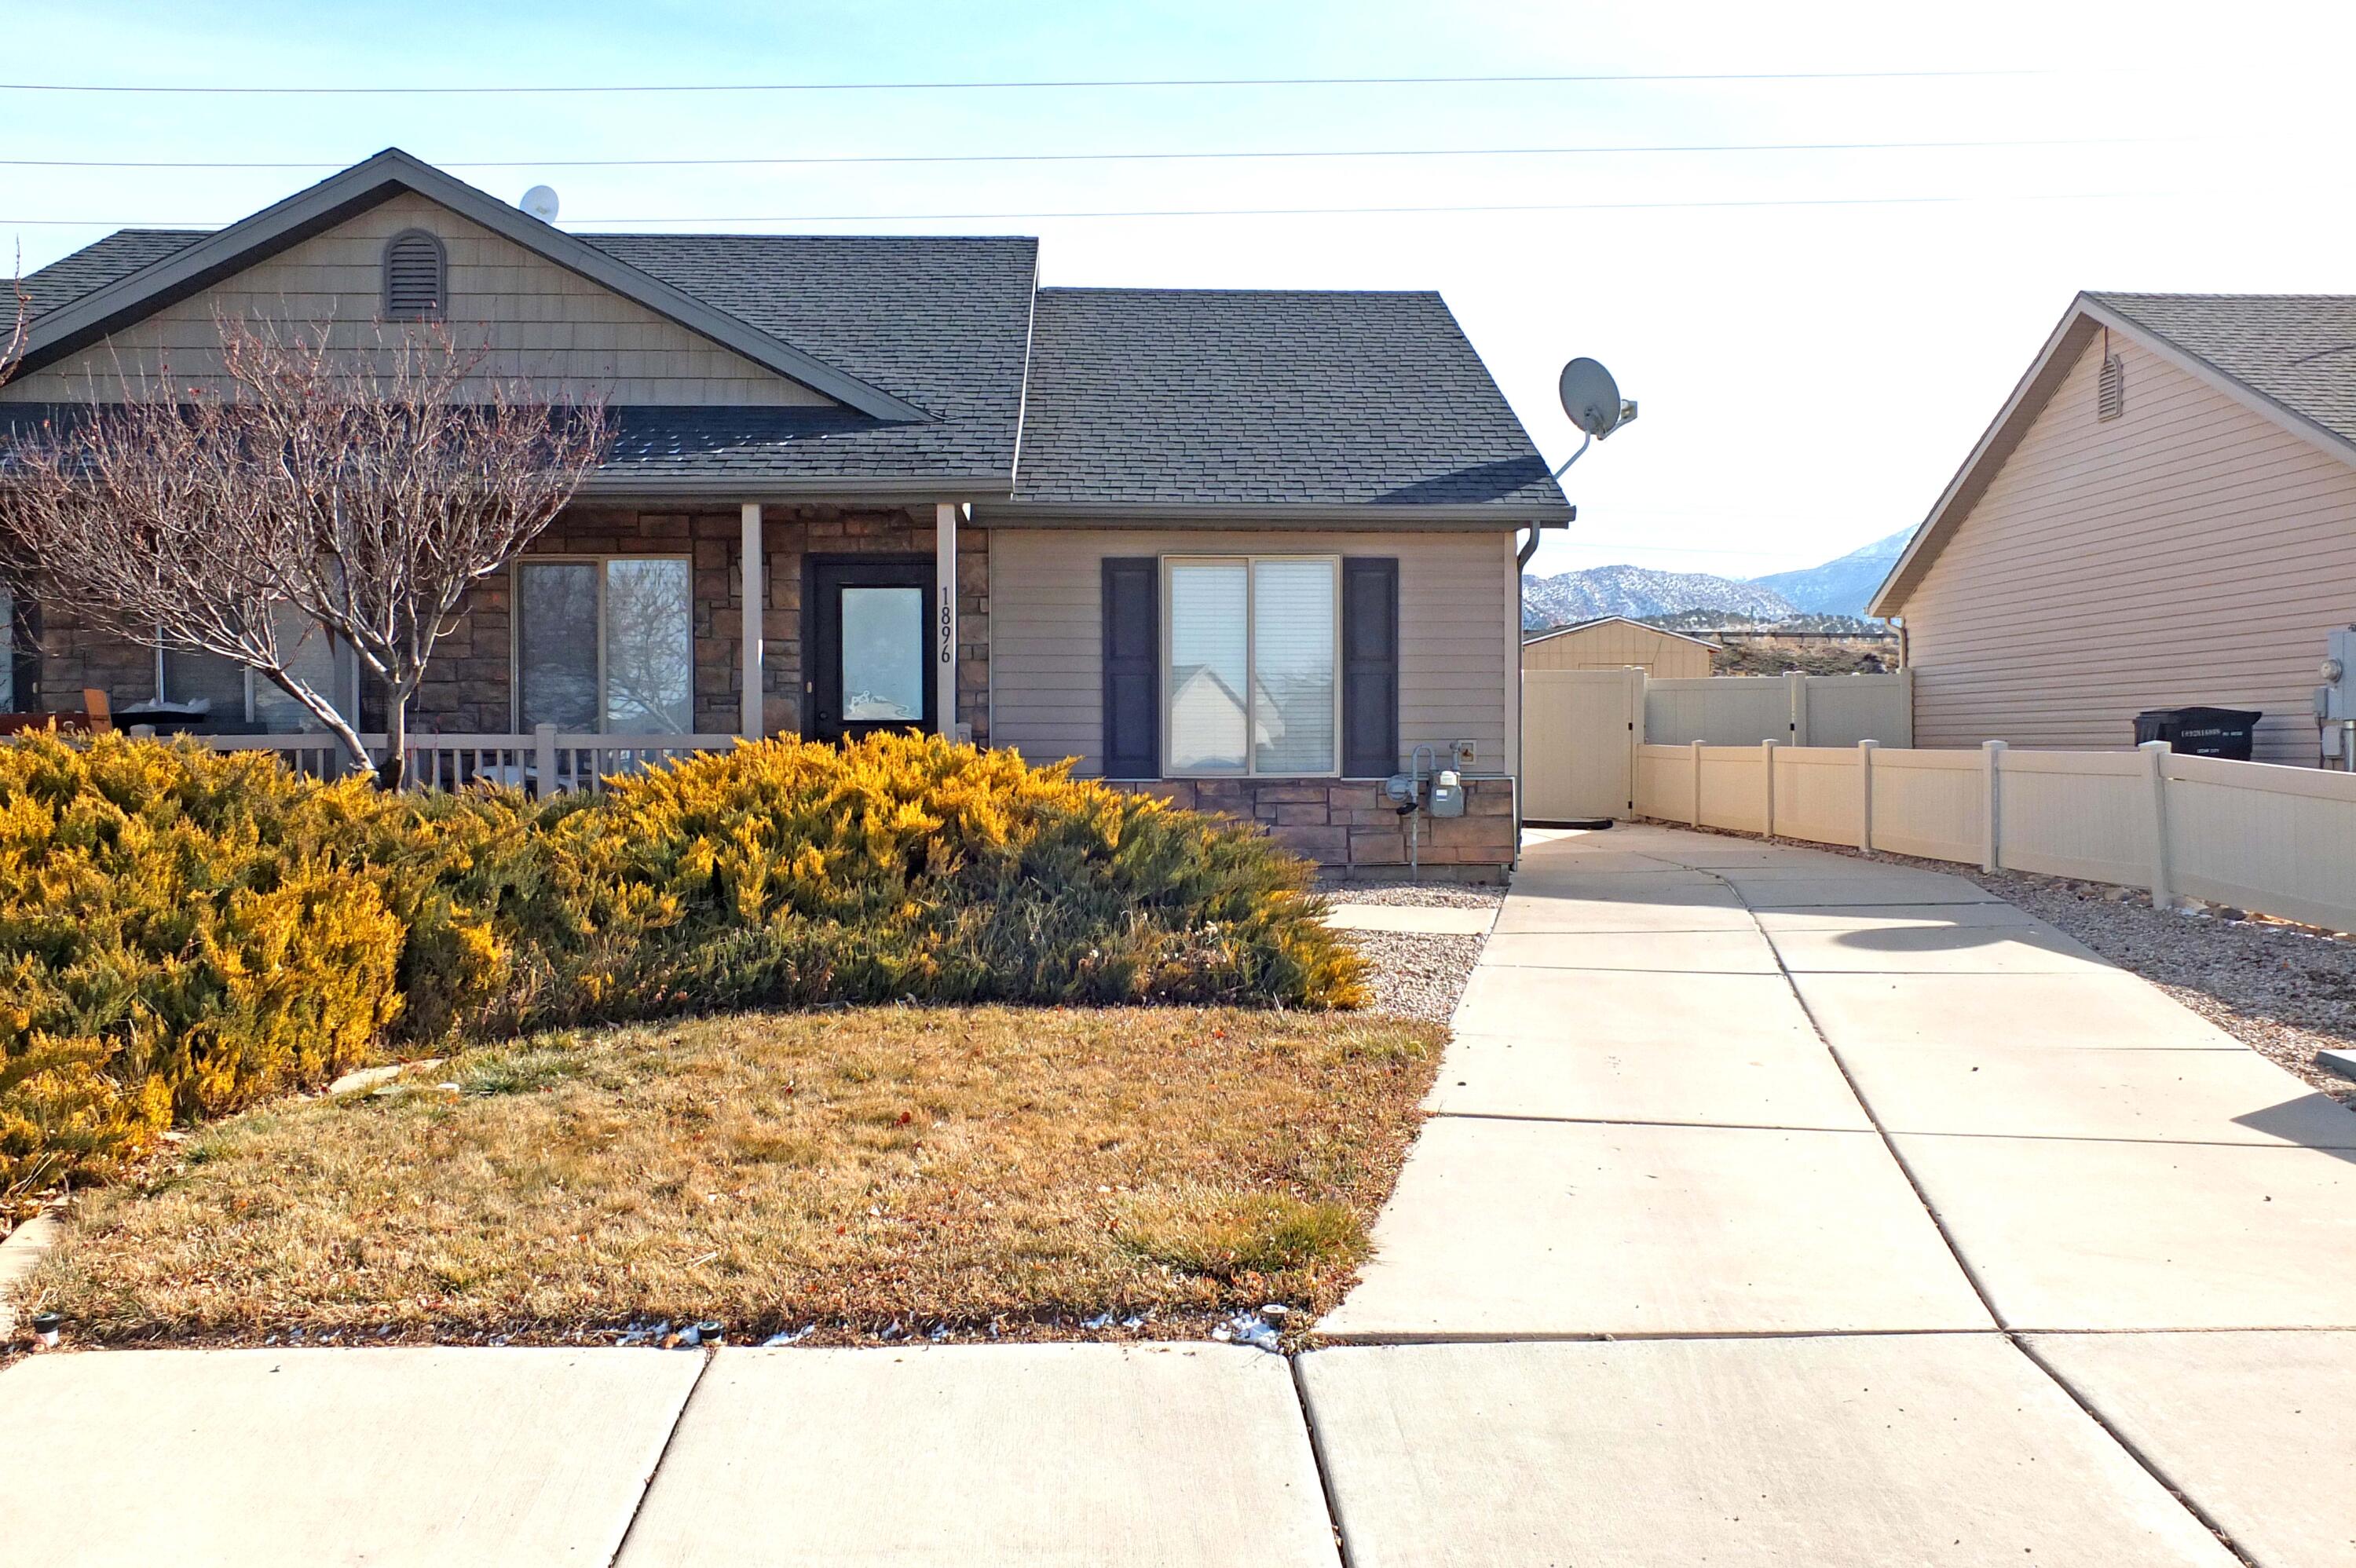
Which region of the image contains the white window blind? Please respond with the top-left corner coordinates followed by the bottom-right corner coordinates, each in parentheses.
top-left (1166, 559), bottom-right (1249, 774)
top-left (1164, 555), bottom-right (1338, 777)
top-left (1250, 557), bottom-right (1337, 775)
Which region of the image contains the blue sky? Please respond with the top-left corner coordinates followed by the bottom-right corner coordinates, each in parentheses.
top-left (7, 0), bottom-right (2351, 579)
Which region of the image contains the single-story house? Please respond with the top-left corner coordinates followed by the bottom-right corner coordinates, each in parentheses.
top-left (0, 149), bottom-right (1566, 874)
top-left (1871, 291), bottom-right (2356, 766)
top-left (1521, 616), bottom-right (1714, 678)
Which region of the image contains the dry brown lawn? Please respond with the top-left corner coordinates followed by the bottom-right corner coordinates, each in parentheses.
top-left (22, 1006), bottom-right (1440, 1344)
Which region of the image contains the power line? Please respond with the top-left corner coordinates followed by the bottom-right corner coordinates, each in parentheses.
top-left (0, 134), bottom-right (2175, 172)
top-left (0, 188), bottom-right (2174, 230)
top-left (0, 68), bottom-right (2047, 97)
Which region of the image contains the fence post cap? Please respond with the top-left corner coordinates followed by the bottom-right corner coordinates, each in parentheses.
top-left (1981, 737), bottom-right (2008, 751)
top-left (2137, 739), bottom-right (2171, 752)
top-left (1859, 738), bottom-right (1881, 750)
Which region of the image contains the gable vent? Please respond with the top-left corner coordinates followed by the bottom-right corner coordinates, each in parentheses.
top-left (2097, 351), bottom-right (2125, 422)
top-left (382, 229), bottom-right (447, 320)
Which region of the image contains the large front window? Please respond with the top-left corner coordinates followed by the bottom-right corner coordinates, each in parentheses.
top-left (1165, 556), bottom-right (1338, 777)
top-left (158, 604), bottom-right (358, 733)
top-left (516, 557), bottom-right (693, 734)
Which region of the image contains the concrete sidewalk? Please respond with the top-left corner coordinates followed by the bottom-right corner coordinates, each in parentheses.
top-left (9, 823), bottom-right (2356, 1565)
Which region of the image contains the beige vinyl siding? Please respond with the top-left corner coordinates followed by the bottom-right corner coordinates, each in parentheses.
top-left (1901, 331), bottom-right (2356, 765)
top-left (1524, 619), bottom-right (1714, 678)
top-left (989, 528), bottom-right (1517, 777)
top-left (2, 193), bottom-right (832, 407)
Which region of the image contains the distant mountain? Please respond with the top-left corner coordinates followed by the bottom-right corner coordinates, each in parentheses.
top-left (1746, 527), bottom-right (1915, 616)
top-left (1520, 565), bottom-right (1797, 629)
top-left (1639, 610), bottom-right (1891, 636)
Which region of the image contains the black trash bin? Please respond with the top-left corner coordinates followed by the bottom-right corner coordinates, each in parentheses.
top-left (2133, 706), bottom-right (2261, 760)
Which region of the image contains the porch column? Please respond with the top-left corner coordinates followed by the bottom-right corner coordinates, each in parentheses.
top-left (935, 501), bottom-right (959, 738)
top-left (740, 503), bottom-right (763, 737)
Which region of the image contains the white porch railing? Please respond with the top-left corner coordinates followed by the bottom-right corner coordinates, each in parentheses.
top-left (198, 724), bottom-right (739, 792)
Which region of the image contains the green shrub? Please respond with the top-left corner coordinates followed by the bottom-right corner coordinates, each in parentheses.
top-left (0, 729), bottom-right (1362, 1196)
top-left (488, 732), bottom-right (1365, 1022)
top-left (0, 733), bottom-right (408, 1197)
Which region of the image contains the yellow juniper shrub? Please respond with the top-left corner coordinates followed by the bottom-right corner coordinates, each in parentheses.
top-left (0, 729), bottom-right (1364, 1194)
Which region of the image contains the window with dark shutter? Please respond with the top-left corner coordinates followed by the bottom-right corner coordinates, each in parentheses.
top-left (1101, 557), bottom-right (1160, 779)
top-left (1342, 557), bottom-right (1399, 777)
top-left (382, 229), bottom-right (446, 320)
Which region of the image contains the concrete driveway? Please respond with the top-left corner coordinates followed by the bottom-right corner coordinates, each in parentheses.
top-left (8, 823), bottom-right (2354, 1566)
top-left (1313, 822), bottom-right (2356, 1566)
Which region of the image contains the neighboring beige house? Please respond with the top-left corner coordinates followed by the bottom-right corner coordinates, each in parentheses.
top-left (1872, 292), bottom-right (2356, 765)
top-left (1, 149), bottom-right (1570, 875)
top-left (1521, 616), bottom-right (1714, 678)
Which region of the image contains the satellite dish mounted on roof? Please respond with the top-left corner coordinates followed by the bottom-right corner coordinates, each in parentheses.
top-left (520, 185), bottom-right (561, 224)
top-left (1519, 354), bottom-right (1641, 572)
top-left (1552, 356), bottom-right (1638, 477)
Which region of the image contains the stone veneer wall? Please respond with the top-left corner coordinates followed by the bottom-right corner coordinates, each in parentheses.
top-left (395, 504), bottom-right (990, 740)
top-left (1118, 775), bottom-right (1516, 879)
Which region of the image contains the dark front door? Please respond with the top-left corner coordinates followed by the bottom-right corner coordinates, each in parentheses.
top-left (807, 557), bottom-right (936, 743)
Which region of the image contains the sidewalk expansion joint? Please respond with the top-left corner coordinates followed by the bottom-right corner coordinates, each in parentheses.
top-left (603, 1343), bottom-right (715, 1568)
top-left (1729, 868), bottom-right (2263, 1568)
top-left (1288, 1351), bottom-right (1360, 1567)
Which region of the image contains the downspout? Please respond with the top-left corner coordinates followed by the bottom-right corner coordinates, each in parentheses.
top-left (1516, 506), bottom-right (1575, 570)
top-left (1513, 508), bottom-right (1573, 877)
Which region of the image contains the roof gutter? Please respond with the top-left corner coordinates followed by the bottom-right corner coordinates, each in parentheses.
top-left (575, 472), bottom-right (1015, 506)
top-left (976, 501), bottom-right (1567, 528)
top-left (1517, 507), bottom-right (1574, 568)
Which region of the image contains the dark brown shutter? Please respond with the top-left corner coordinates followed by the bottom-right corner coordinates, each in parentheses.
top-left (1102, 557), bottom-right (1159, 779)
top-left (383, 231), bottom-right (446, 320)
top-left (1343, 557), bottom-right (1399, 777)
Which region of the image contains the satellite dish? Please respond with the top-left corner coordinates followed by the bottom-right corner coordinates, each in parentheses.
top-left (520, 185), bottom-right (562, 223)
top-left (1558, 357), bottom-right (1624, 439)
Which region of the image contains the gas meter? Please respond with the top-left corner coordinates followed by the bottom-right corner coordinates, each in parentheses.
top-left (2318, 626), bottom-right (2356, 767)
top-left (1427, 769), bottom-right (1465, 817)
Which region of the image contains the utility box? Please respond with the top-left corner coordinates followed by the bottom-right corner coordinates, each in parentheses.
top-left (2133, 706), bottom-right (2262, 760)
top-left (1427, 769), bottom-right (1465, 817)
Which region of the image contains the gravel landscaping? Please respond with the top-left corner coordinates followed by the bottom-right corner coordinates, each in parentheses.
top-left (1318, 877), bottom-right (1505, 909)
top-left (1321, 879), bottom-right (1502, 1022)
top-left (1341, 930), bottom-right (1487, 1022)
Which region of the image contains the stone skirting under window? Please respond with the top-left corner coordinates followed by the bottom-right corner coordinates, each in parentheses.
top-left (1114, 776), bottom-right (1516, 879)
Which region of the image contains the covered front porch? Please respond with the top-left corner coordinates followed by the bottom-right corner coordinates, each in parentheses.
top-left (35, 495), bottom-right (988, 791)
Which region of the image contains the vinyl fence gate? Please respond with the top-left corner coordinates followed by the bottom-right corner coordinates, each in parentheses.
top-left (1520, 667), bottom-right (1913, 823)
top-left (1521, 668), bottom-right (1643, 821)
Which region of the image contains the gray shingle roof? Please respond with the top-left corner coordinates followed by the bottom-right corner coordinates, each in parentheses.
top-left (1011, 287), bottom-right (1565, 514)
top-left (2089, 292), bottom-right (2356, 449)
top-left (581, 234), bottom-right (1036, 483)
top-left (19, 230), bottom-right (206, 318)
top-left (14, 214), bottom-right (1563, 516)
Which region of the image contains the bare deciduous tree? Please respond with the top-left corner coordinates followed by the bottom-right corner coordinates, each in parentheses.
top-left (0, 314), bottom-right (609, 782)
top-left (0, 263), bottom-right (27, 389)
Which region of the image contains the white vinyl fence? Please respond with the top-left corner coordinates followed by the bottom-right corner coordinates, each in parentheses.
top-left (204, 724), bottom-right (737, 792)
top-left (1633, 738), bottom-right (2356, 932)
top-left (1642, 669), bottom-right (1912, 747)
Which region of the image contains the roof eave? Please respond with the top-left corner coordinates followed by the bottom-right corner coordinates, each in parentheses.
top-left (576, 471), bottom-right (1015, 506)
top-left (975, 500), bottom-right (1567, 528)
top-left (16, 148), bottom-right (933, 426)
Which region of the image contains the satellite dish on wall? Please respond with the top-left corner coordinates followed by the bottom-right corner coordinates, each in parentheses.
top-left (1558, 357), bottom-right (1625, 440)
top-left (520, 185), bottom-right (562, 224)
